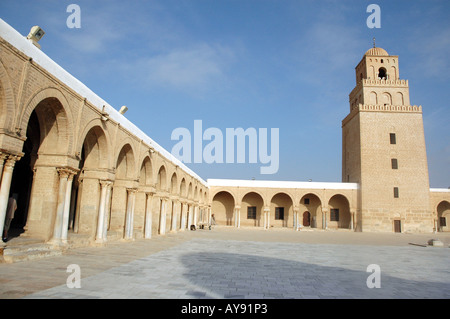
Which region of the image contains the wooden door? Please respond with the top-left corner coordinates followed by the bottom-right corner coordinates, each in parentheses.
top-left (303, 212), bottom-right (310, 227)
top-left (394, 220), bottom-right (401, 233)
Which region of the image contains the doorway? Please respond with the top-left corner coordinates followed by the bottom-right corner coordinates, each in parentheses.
top-left (394, 220), bottom-right (401, 233)
top-left (303, 211), bottom-right (311, 227)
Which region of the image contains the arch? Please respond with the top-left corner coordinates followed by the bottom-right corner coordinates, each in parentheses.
top-left (242, 192), bottom-right (264, 227)
top-left (269, 191), bottom-right (295, 207)
top-left (115, 143), bottom-right (136, 180)
top-left (211, 189), bottom-right (237, 205)
top-left (179, 178), bottom-right (187, 198)
top-left (212, 191), bottom-right (235, 226)
top-left (170, 172), bottom-right (178, 195)
top-left (437, 200), bottom-right (450, 232)
top-left (300, 193), bottom-right (323, 228)
top-left (328, 194), bottom-right (351, 229)
top-left (19, 87), bottom-right (74, 155)
top-left (369, 91), bottom-right (378, 105)
top-left (156, 165), bottom-right (167, 191)
top-left (239, 189), bottom-right (266, 206)
top-left (395, 92), bottom-right (404, 105)
top-left (390, 66), bottom-right (397, 80)
top-left (187, 182), bottom-right (193, 199)
top-left (194, 185), bottom-right (198, 201)
top-left (369, 65), bottom-right (375, 79)
top-left (0, 60), bottom-right (16, 132)
top-left (378, 67), bottom-right (387, 80)
top-left (270, 192), bottom-right (293, 228)
top-left (382, 92), bottom-right (392, 105)
top-left (139, 156), bottom-right (153, 186)
top-left (9, 93), bottom-right (74, 240)
top-left (80, 125), bottom-right (110, 170)
top-left (198, 187), bottom-right (203, 203)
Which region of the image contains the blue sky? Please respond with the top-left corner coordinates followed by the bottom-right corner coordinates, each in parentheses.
top-left (1, 0), bottom-right (449, 187)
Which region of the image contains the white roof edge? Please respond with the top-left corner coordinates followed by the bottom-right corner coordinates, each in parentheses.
top-left (0, 19), bottom-right (207, 187)
top-left (207, 179), bottom-right (359, 190)
top-left (430, 188), bottom-right (450, 193)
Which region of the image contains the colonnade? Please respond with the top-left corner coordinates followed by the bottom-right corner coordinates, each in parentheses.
top-left (227, 204), bottom-right (356, 231)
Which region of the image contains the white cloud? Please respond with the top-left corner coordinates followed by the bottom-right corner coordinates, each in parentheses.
top-left (412, 27), bottom-right (450, 78)
top-left (124, 43), bottom-right (236, 94)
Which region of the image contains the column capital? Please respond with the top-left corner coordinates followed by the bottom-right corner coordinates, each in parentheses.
top-left (4, 154), bottom-right (21, 167)
top-left (100, 180), bottom-right (113, 187)
top-left (56, 167), bottom-right (70, 178)
top-left (0, 153), bottom-right (9, 162)
top-left (57, 167), bottom-right (79, 178)
top-left (126, 187), bottom-right (138, 194)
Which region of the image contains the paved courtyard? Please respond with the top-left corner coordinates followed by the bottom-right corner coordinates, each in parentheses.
top-left (0, 227), bottom-right (449, 299)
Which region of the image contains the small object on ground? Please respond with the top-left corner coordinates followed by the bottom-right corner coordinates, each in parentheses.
top-left (427, 239), bottom-right (444, 247)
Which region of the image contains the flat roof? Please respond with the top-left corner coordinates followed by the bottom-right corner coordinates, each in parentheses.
top-left (207, 179), bottom-right (359, 190)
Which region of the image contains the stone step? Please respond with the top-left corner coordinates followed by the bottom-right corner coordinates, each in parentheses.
top-left (2, 243), bottom-right (63, 263)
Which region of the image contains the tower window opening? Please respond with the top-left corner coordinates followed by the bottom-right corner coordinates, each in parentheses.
top-left (394, 187), bottom-right (399, 198)
top-left (390, 133), bottom-right (396, 145)
top-left (378, 67), bottom-right (387, 80)
top-left (391, 158), bottom-right (398, 169)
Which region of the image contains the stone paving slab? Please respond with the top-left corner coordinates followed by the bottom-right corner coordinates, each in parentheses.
top-left (1, 227), bottom-right (449, 299)
top-left (21, 239), bottom-right (450, 299)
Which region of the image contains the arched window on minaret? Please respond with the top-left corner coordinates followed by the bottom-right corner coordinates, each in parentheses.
top-left (378, 67), bottom-right (387, 80)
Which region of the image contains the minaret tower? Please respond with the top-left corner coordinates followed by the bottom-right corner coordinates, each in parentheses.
top-left (342, 43), bottom-right (433, 233)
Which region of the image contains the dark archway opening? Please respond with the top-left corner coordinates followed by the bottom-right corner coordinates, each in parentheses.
top-left (8, 110), bottom-right (40, 239)
top-left (378, 67), bottom-right (387, 80)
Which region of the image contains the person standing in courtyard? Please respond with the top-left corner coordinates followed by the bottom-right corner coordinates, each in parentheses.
top-left (210, 214), bottom-right (216, 229)
top-left (2, 194), bottom-right (18, 243)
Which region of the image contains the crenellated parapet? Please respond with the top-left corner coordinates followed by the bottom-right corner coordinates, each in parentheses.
top-left (343, 104), bottom-right (423, 126)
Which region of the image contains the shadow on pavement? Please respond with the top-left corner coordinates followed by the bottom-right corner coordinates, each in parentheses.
top-left (180, 252), bottom-right (450, 299)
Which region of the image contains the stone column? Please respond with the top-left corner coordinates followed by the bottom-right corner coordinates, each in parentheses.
top-left (0, 155), bottom-right (19, 241)
top-left (234, 205), bottom-right (241, 228)
top-left (194, 205), bottom-right (199, 227)
top-left (160, 197), bottom-right (167, 235)
top-left (180, 202), bottom-right (187, 231)
top-left (263, 207), bottom-right (269, 230)
top-left (187, 205), bottom-right (193, 229)
top-left (124, 188), bottom-right (137, 240)
top-left (294, 208), bottom-right (300, 231)
top-left (350, 210), bottom-right (355, 230)
top-left (51, 168), bottom-right (70, 244)
top-left (323, 209), bottom-right (328, 230)
top-left (171, 199), bottom-right (178, 232)
top-left (95, 180), bottom-right (112, 243)
top-left (144, 192), bottom-right (154, 239)
top-left (0, 153), bottom-right (9, 184)
top-left (61, 171), bottom-right (77, 242)
top-left (102, 182), bottom-right (112, 240)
